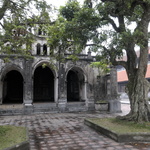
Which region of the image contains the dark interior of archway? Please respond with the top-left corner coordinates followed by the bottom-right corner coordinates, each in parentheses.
top-left (67, 70), bottom-right (80, 102)
top-left (34, 66), bottom-right (54, 102)
top-left (3, 70), bottom-right (23, 104)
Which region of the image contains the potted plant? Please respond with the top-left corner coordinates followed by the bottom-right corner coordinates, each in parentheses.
top-left (95, 100), bottom-right (109, 111)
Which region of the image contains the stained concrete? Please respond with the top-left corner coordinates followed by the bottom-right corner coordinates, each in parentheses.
top-left (1, 104), bottom-right (149, 150)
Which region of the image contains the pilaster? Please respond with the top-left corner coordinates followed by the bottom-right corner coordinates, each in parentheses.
top-left (58, 63), bottom-right (67, 112)
top-left (107, 67), bottom-right (121, 113)
top-left (24, 59), bottom-right (33, 105)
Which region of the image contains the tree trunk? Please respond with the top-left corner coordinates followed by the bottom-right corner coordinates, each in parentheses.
top-left (119, 72), bottom-right (150, 122)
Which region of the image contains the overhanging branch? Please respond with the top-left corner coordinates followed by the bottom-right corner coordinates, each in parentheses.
top-left (103, 17), bottom-right (119, 32)
top-left (0, 0), bottom-right (9, 20)
top-left (86, 43), bottom-right (98, 46)
top-left (113, 60), bottom-right (127, 69)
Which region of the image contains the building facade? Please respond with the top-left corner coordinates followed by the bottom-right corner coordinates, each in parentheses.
top-left (0, 29), bottom-right (121, 114)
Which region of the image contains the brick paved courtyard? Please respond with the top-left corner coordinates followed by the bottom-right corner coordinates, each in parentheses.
top-left (0, 104), bottom-right (150, 150)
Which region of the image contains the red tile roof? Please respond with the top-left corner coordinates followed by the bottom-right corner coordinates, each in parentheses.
top-left (117, 47), bottom-right (150, 82)
top-left (117, 70), bottom-right (128, 82)
top-left (146, 64), bottom-right (150, 78)
top-left (117, 64), bottom-right (150, 82)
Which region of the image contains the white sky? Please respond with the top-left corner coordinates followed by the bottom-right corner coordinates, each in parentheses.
top-left (46, 0), bottom-right (84, 8)
top-left (46, 0), bottom-right (150, 49)
top-left (46, 1), bottom-right (67, 8)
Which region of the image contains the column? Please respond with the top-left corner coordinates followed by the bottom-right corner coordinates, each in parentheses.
top-left (41, 45), bottom-right (43, 55)
top-left (108, 67), bottom-right (121, 113)
top-left (24, 59), bottom-right (33, 105)
top-left (58, 63), bottom-right (67, 112)
top-left (47, 46), bottom-right (50, 56)
top-left (86, 82), bottom-right (95, 111)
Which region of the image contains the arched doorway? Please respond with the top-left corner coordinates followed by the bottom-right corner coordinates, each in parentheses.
top-left (3, 70), bottom-right (23, 104)
top-left (67, 70), bottom-right (80, 102)
top-left (33, 66), bottom-right (54, 102)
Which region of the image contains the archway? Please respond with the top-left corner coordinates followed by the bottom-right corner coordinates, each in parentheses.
top-left (33, 66), bottom-right (54, 102)
top-left (67, 70), bottom-right (80, 102)
top-left (3, 70), bottom-right (23, 104)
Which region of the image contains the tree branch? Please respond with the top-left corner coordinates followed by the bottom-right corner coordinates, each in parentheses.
top-left (113, 60), bottom-right (127, 69)
top-left (0, 0), bottom-right (9, 21)
top-left (0, 22), bottom-right (4, 29)
top-left (118, 15), bottom-right (126, 32)
top-left (86, 43), bottom-right (97, 46)
top-left (107, 17), bottom-right (120, 32)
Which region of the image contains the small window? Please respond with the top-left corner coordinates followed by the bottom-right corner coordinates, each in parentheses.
top-left (37, 43), bottom-right (41, 55)
top-left (43, 44), bottom-right (47, 55)
top-left (38, 28), bottom-right (42, 35)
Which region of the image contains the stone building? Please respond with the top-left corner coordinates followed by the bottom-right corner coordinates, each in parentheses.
top-left (0, 27), bottom-right (121, 115)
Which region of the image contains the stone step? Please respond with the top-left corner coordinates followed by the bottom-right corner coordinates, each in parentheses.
top-left (67, 102), bottom-right (86, 107)
top-left (0, 102), bottom-right (88, 115)
top-left (0, 109), bottom-right (23, 116)
top-left (67, 106), bottom-right (87, 112)
top-left (33, 103), bottom-right (57, 108)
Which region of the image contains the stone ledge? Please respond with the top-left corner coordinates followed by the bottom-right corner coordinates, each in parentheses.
top-left (84, 119), bottom-right (150, 143)
top-left (3, 141), bottom-right (29, 150)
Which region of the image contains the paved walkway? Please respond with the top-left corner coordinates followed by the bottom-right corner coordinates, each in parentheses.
top-left (0, 104), bottom-right (150, 150)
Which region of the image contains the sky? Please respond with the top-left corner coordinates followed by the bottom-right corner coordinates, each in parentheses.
top-left (46, 0), bottom-right (67, 8)
top-left (46, 0), bottom-right (84, 8)
top-left (44, 0), bottom-right (150, 49)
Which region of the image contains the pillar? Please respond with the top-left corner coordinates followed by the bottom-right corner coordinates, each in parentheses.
top-left (107, 67), bottom-right (121, 113)
top-left (58, 63), bottom-right (67, 112)
top-left (24, 59), bottom-right (33, 105)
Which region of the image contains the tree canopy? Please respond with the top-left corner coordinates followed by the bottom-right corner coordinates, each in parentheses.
top-left (0, 0), bottom-right (52, 56)
top-left (46, 0), bottom-right (150, 122)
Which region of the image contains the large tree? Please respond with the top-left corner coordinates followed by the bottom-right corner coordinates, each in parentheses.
top-left (47, 0), bottom-right (150, 122)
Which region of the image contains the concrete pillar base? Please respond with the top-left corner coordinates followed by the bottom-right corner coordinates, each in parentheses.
top-left (86, 100), bottom-right (95, 111)
top-left (108, 100), bottom-right (122, 113)
top-left (24, 104), bottom-right (33, 114)
top-left (58, 98), bottom-right (67, 112)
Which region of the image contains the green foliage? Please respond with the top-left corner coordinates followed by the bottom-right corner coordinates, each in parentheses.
top-left (0, 126), bottom-right (27, 150)
top-left (96, 100), bottom-right (108, 104)
top-left (90, 61), bottom-right (110, 76)
top-left (0, 0), bottom-right (52, 57)
top-left (0, 126), bottom-right (10, 136)
top-left (52, 0), bottom-right (150, 67)
top-left (67, 54), bottom-right (79, 61)
top-left (88, 118), bottom-right (150, 133)
top-left (60, 0), bottom-right (80, 21)
top-left (46, 0), bottom-right (100, 56)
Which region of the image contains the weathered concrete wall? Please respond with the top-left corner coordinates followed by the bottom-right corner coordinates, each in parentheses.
top-left (0, 55), bottom-right (96, 111)
top-left (0, 55), bottom-right (121, 113)
top-left (94, 75), bottom-right (107, 102)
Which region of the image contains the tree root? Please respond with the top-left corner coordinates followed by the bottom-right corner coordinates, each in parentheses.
top-left (116, 113), bottom-right (150, 123)
top-left (116, 113), bottom-right (134, 121)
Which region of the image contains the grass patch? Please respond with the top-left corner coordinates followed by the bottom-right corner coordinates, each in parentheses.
top-left (95, 100), bottom-right (108, 104)
top-left (87, 118), bottom-right (150, 134)
top-left (0, 125), bottom-right (27, 150)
